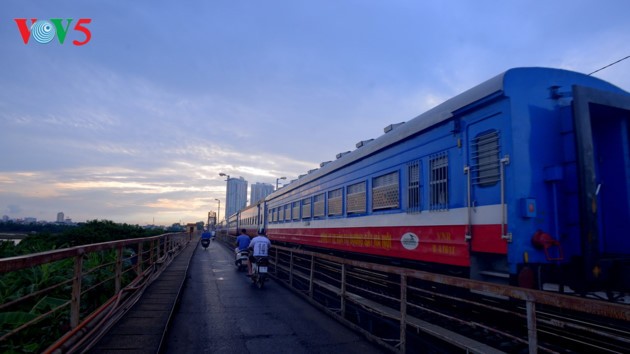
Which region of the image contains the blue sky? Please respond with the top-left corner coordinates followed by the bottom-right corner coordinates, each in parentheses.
top-left (1, 1), bottom-right (629, 225)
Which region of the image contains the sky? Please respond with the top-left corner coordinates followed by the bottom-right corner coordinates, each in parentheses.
top-left (1, 1), bottom-right (629, 226)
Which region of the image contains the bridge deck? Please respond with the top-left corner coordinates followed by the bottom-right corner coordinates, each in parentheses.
top-left (89, 239), bottom-right (195, 353)
top-left (91, 239), bottom-right (385, 353)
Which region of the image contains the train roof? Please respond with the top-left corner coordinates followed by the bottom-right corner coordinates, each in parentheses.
top-left (266, 67), bottom-right (628, 202)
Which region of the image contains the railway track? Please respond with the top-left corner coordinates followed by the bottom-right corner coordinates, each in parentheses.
top-left (270, 246), bottom-right (630, 353)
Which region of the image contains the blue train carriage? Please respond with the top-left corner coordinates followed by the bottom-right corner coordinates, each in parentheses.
top-left (262, 67), bottom-right (630, 294)
top-left (500, 68), bottom-right (630, 294)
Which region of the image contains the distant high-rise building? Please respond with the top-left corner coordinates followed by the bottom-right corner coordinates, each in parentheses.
top-left (57, 212), bottom-right (64, 223)
top-left (225, 176), bottom-right (248, 218)
top-left (250, 182), bottom-right (274, 205)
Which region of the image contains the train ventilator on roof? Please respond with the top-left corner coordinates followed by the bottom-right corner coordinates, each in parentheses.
top-left (320, 161), bottom-right (332, 168)
top-left (336, 151), bottom-right (351, 159)
top-left (384, 122), bottom-right (405, 133)
top-left (355, 139), bottom-right (374, 148)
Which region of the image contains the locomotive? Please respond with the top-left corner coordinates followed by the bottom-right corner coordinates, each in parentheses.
top-left (225, 67), bottom-right (630, 296)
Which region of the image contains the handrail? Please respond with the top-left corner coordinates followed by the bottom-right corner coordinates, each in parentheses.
top-left (0, 234), bottom-right (181, 274)
top-left (0, 232), bottom-right (192, 353)
top-left (268, 244), bottom-right (630, 353)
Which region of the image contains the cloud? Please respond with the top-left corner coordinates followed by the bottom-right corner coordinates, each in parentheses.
top-left (1, 0), bottom-right (629, 225)
top-left (3, 205), bottom-right (22, 215)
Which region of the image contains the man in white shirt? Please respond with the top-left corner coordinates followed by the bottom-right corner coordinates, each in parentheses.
top-left (248, 228), bottom-right (271, 276)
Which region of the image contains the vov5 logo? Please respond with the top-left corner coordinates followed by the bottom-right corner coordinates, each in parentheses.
top-left (14, 18), bottom-right (92, 46)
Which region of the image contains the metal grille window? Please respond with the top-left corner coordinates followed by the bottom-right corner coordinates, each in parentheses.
top-left (372, 171), bottom-right (399, 210)
top-left (347, 181), bottom-right (366, 214)
top-left (429, 152), bottom-right (449, 211)
top-left (292, 201), bottom-right (300, 220)
top-left (407, 160), bottom-right (421, 213)
top-left (471, 131), bottom-right (500, 186)
top-left (302, 198), bottom-right (311, 219)
top-left (328, 189), bottom-right (343, 216)
top-left (313, 193), bottom-right (325, 217)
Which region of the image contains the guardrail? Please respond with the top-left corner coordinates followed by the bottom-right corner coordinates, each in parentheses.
top-left (0, 232), bottom-right (192, 353)
top-left (267, 245), bottom-right (630, 354)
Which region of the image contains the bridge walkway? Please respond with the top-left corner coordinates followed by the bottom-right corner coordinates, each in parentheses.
top-left (90, 238), bottom-right (386, 354)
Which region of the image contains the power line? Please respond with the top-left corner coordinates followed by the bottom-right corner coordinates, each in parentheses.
top-left (588, 55), bottom-right (630, 76)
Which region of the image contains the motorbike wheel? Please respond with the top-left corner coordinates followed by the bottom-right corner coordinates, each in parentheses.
top-left (255, 276), bottom-right (265, 289)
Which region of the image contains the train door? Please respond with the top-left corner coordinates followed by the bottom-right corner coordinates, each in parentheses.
top-left (466, 113), bottom-right (506, 252)
top-left (466, 112), bottom-right (509, 283)
top-left (573, 85), bottom-right (630, 286)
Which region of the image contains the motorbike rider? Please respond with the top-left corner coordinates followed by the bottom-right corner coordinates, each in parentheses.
top-left (235, 229), bottom-right (251, 265)
top-left (200, 229), bottom-right (212, 248)
top-left (248, 228), bottom-right (271, 276)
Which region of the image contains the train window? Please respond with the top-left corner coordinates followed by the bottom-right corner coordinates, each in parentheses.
top-left (471, 131), bottom-right (500, 186)
top-left (279, 206), bottom-right (284, 222)
top-left (328, 189), bottom-right (343, 216)
top-left (313, 193), bottom-right (325, 217)
top-left (292, 201), bottom-right (300, 220)
top-left (284, 204), bottom-right (290, 221)
top-left (302, 198), bottom-right (312, 219)
top-left (429, 152), bottom-right (449, 211)
top-left (407, 160), bottom-right (421, 213)
top-left (347, 181), bottom-right (367, 214)
top-left (373, 171), bottom-right (399, 211)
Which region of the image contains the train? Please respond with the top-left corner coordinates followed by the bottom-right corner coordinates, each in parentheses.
top-left (223, 67), bottom-right (630, 297)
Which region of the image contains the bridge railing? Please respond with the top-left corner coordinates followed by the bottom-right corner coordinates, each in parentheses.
top-left (268, 245), bottom-right (630, 354)
top-left (0, 232), bottom-right (192, 353)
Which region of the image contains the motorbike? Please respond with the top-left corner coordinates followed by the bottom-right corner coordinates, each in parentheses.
top-left (201, 237), bottom-right (210, 250)
top-left (250, 256), bottom-right (269, 289)
top-left (235, 249), bottom-right (249, 271)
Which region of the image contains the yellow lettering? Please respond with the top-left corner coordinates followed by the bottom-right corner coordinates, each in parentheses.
top-left (436, 232), bottom-right (452, 241)
top-left (431, 244), bottom-right (456, 255)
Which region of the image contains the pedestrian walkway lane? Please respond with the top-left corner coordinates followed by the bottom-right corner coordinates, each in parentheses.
top-left (90, 239), bottom-right (195, 353)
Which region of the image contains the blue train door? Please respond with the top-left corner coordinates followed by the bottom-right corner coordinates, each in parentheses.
top-left (466, 113), bottom-right (509, 282)
top-left (466, 113), bottom-right (504, 243)
top-left (573, 85), bottom-right (630, 285)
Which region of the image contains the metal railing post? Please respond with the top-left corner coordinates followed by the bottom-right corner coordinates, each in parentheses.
top-left (289, 251), bottom-right (294, 287)
top-left (340, 264), bottom-right (346, 318)
top-left (309, 255), bottom-right (315, 298)
top-left (400, 275), bottom-right (407, 354)
top-left (70, 253), bottom-right (83, 328)
top-left (526, 300), bottom-right (538, 354)
top-left (115, 246), bottom-right (123, 293)
top-left (136, 242), bottom-right (143, 276)
top-left (149, 239), bottom-right (155, 267)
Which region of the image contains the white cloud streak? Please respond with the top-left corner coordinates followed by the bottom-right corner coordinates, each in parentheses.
top-left (1, 0), bottom-right (629, 224)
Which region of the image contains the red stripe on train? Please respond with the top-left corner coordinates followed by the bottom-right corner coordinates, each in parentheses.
top-left (267, 224), bottom-right (507, 267)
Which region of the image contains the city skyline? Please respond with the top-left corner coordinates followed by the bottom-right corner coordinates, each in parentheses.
top-left (2, 1), bottom-right (629, 225)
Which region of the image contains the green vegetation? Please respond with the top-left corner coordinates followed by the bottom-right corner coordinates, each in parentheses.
top-left (0, 220), bottom-right (166, 353)
top-left (1, 220), bottom-right (164, 259)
